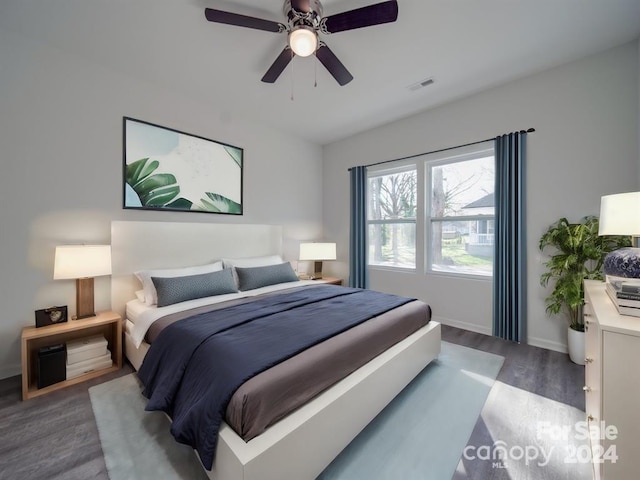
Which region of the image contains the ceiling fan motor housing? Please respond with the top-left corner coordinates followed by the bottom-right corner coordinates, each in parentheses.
top-left (284, 0), bottom-right (323, 29)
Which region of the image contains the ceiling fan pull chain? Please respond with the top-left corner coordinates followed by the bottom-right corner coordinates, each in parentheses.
top-left (290, 56), bottom-right (295, 101)
top-left (314, 52), bottom-right (318, 87)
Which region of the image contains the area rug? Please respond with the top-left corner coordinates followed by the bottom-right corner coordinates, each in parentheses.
top-left (89, 342), bottom-right (504, 480)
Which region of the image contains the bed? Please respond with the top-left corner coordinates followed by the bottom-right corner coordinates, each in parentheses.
top-left (111, 221), bottom-right (441, 480)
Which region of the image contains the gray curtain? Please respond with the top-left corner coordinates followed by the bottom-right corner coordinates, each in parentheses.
top-left (493, 132), bottom-right (527, 342)
top-left (349, 166), bottom-right (369, 289)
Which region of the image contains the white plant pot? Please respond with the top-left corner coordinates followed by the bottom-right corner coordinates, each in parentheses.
top-left (567, 326), bottom-right (585, 365)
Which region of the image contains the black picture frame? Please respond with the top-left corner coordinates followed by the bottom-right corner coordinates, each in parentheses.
top-left (123, 117), bottom-right (244, 215)
top-left (35, 306), bottom-right (68, 328)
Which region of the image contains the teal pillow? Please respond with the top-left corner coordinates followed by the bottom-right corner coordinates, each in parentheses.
top-left (235, 262), bottom-right (299, 291)
top-left (152, 269), bottom-right (238, 307)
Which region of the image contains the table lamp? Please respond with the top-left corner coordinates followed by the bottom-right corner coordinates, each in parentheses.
top-left (299, 242), bottom-right (337, 279)
top-left (53, 245), bottom-right (112, 319)
top-left (598, 191), bottom-right (640, 280)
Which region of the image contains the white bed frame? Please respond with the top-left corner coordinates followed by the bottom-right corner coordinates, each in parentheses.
top-left (111, 221), bottom-right (441, 480)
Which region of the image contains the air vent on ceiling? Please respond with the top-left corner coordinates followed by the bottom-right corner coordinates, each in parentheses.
top-left (407, 77), bottom-right (435, 92)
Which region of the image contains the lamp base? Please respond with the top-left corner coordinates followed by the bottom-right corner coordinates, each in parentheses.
top-left (313, 261), bottom-right (324, 279)
top-left (604, 247), bottom-right (640, 280)
top-left (75, 277), bottom-right (96, 319)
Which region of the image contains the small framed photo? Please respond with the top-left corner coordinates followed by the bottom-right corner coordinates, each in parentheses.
top-left (35, 306), bottom-right (68, 328)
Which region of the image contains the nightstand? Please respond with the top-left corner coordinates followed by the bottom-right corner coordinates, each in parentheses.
top-left (21, 310), bottom-right (122, 400)
top-left (313, 277), bottom-right (343, 286)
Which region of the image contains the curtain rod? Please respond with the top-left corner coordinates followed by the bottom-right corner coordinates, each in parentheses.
top-left (347, 128), bottom-right (535, 171)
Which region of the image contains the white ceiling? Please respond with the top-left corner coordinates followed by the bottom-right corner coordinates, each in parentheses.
top-left (2, 0), bottom-right (640, 145)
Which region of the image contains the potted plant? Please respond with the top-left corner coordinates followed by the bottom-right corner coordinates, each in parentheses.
top-left (539, 216), bottom-right (630, 364)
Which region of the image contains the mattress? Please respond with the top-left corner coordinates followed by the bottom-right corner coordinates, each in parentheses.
top-left (139, 285), bottom-right (431, 442)
top-left (125, 298), bottom-right (148, 325)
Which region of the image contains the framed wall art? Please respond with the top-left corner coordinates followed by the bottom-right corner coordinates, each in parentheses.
top-left (123, 117), bottom-right (243, 215)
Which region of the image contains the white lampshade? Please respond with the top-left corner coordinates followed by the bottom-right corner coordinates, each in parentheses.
top-left (288, 27), bottom-right (318, 57)
top-left (299, 242), bottom-right (337, 261)
top-left (599, 192), bottom-right (640, 236)
top-left (54, 245), bottom-right (112, 279)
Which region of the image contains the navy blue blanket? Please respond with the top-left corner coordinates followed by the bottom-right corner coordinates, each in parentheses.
top-left (137, 285), bottom-right (415, 470)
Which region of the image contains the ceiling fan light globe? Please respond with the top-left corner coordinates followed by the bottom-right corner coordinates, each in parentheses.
top-left (289, 27), bottom-right (318, 57)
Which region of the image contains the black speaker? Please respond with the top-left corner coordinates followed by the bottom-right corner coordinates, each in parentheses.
top-left (37, 344), bottom-right (66, 389)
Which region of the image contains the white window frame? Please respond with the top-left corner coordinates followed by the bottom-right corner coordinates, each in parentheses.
top-left (365, 142), bottom-right (494, 279)
top-left (424, 143), bottom-right (495, 279)
top-left (367, 162), bottom-right (421, 271)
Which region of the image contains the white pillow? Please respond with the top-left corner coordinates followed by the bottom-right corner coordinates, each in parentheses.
top-left (222, 255), bottom-right (284, 285)
top-left (222, 254), bottom-right (283, 269)
top-left (135, 261), bottom-right (223, 306)
top-left (134, 290), bottom-right (145, 302)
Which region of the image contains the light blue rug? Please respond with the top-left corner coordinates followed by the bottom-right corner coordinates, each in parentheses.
top-left (89, 342), bottom-right (504, 480)
top-left (89, 374), bottom-right (209, 480)
top-left (318, 342), bottom-right (504, 480)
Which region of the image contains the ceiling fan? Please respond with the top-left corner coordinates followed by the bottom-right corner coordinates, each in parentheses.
top-left (204, 0), bottom-right (399, 86)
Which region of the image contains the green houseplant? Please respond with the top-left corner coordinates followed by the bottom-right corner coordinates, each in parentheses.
top-left (539, 216), bottom-right (630, 331)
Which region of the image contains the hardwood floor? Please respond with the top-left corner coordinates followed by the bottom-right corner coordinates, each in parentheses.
top-left (442, 326), bottom-right (584, 411)
top-left (443, 326), bottom-right (588, 480)
top-left (0, 325), bottom-right (585, 480)
top-left (0, 364), bottom-right (133, 480)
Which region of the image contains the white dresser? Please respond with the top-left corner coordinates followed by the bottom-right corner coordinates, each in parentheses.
top-left (584, 280), bottom-right (640, 479)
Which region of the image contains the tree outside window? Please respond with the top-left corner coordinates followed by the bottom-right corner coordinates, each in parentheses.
top-left (368, 168), bottom-right (417, 268)
top-left (366, 144), bottom-right (494, 278)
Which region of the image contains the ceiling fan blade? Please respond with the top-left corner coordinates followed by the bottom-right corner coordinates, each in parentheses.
top-left (316, 44), bottom-right (353, 86)
top-left (322, 0), bottom-right (398, 34)
top-left (261, 47), bottom-right (294, 83)
top-left (204, 8), bottom-right (285, 33)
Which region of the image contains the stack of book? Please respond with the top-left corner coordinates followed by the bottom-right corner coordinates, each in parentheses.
top-left (65, 334), bottom-right (112, 380)
top-left (605, 280), bottom-right (640, 317)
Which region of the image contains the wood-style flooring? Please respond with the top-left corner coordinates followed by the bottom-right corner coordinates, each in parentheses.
top-left (0, 325), bottom-right (584, 480)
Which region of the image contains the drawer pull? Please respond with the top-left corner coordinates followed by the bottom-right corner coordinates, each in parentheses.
top-left (584, 357), bottom-right (593, 363)
top-left (583, 386), bottom-right (592, 392)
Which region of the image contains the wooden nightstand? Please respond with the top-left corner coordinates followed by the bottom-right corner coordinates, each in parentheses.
top-left (313, 277), bottom-right (343, 286)
top-left (21, 310), bottom-right (122, 400)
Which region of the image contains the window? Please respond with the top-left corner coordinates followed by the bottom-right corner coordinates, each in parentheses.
top-left (427, 148), bottom-right (495, 276)
top-left (366, 143), bottom-right (494, 278)
top-left (367, 166), bottom-right (417, 268)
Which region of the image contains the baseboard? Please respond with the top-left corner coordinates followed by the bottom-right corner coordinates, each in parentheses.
top-left (527, 336), bottom-right (568, 354)
top-left (0, 363), bottom-right (21, 381)
top-left (434, 315), bottom-right (492, 336)
top-left (435, 315), bottom-right (569, 354)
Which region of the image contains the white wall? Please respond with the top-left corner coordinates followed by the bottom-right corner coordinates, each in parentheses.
top-left (323, 42), bottom-right (639, 352)
top-left (0, 28), bottom-right (324, 379)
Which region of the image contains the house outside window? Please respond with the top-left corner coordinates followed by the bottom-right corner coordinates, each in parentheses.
top-left (427, 147), bottom-right (495, 277)
top-left (366, 142), bottom-right (494, 278)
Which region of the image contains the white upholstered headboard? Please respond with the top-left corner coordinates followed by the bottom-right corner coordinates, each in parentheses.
top-left (110, 221), bottom-right (283, 319)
